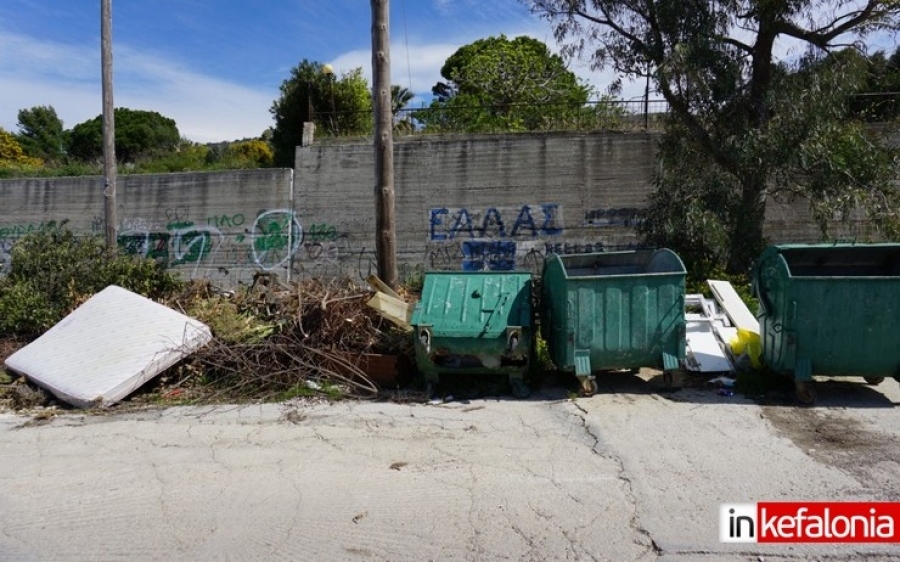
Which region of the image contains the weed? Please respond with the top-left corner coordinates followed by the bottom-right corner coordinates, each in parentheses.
top-left (185, 295), bottom-right (275, 344)
top-left (0, 223), bottom-right (182, 337)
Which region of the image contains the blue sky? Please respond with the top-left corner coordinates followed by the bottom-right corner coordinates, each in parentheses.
top-left (0, 0), bottom-right (645, 143)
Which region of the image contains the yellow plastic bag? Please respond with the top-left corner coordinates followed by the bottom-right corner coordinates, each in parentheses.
top-left (730, 328), bottom-right (762, 369)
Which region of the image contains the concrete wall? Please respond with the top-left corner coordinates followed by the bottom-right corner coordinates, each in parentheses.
top-left (0, 131), bottom-right (875, 286)
top-left (295, 131), bottom-right (870, 282)
top-left (295, 131), bottom-right (659, 282)
top-left (1, 169), bottom-right (295, 284)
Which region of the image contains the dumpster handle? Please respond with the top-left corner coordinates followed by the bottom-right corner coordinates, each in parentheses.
top-left (756, 266), bottom-right (777, 318)
top-left (479, 293), bottom-right (508, 336)
top-left (758, 288), bottom-right (775, 318)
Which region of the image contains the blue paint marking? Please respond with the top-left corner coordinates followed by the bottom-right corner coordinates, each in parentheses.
top-left (462, 240), bottom-right (516, 271)
top-left (430, 208), bottom-right (449, 241)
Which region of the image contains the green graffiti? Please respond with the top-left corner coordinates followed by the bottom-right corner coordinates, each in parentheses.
top-left (0, 222), bottom-right (55, 240)
top-left (206, 214), bottom-right (246, 228)
top-left (306, 223), bottom-right (338, 242)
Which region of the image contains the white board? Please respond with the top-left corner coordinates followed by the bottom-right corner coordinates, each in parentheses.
top-left (4, 285), bottom-right (212, 408)
top-left (684, 318), bottom-right (734, 373)
top-left (707, 280), bottom-right (759, 333)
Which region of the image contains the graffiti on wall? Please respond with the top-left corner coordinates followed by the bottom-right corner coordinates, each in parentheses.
top-left (250, 210), bottom-right (303, 271)
top-left (426, 204), bottom-right (566, 272)
top-left (429, 204), bottom-right (563, 241)
top-left (425, 237), bottom-right (645, 274)
top-left (116, 209), bottom-right (346, 280)
top-left (583, 207), bottom-right (644, 228)
top-left (0, 222), bottom-right (56, 241)
top-left (0, 209), bottom-right (351, 282)
top-left (2, 205), bottom-right (646, 281)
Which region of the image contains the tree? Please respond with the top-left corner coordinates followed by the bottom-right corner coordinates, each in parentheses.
top-left (67, 108), bottom-right (180, 163)
top-left (850, 46), bottom-right (900, 121)
top-left (524, 0), bottom-right (900, 272)
top-left (15, 105), bottom-right (66, 162)
top-left (223, 139), bottom-right (274, 168)
top-left (0, 128), bottom-right (42, 169)
top-left (391, 85), bottom-right (414, 115)
top-left (418, 35), bottom-right (592, 132)
top-left (391, 85), bottom-right (417, 134)
top-left (270, 59), bottom-right (374, 167)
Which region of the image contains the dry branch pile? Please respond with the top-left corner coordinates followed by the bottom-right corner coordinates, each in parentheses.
top-left (170, 274), bottom-right (414, 402)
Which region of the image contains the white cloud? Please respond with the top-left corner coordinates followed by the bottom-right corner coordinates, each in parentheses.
top-left (0, 30), bottom-right (275, 142)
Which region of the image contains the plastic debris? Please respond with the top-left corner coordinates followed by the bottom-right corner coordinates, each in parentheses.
top-left (708, 376), bottom-right (736, 388)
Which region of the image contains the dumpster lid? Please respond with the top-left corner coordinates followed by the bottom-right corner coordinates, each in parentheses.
top-left (551, 249), bottom-right (686, 279)
top-left (764, 244), bottom-right (900, 278)
top-left (410, 272), bottom-right (532, 337)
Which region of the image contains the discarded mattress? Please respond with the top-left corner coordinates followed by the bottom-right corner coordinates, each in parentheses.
top-left (4, 285), bottom-right (212, 408)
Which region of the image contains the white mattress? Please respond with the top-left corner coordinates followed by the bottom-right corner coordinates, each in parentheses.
top-left (4, 285), bottom-right (212, 408)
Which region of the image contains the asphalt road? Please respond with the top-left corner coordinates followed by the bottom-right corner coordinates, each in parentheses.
top-left (2, 371), bottom-right (900, 562)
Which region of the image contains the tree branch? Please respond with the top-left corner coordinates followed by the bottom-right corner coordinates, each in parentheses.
top-left (772, 1), bottom-right (895, 48)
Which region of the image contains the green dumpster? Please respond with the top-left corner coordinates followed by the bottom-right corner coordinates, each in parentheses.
top-left (540, 249), bottom-right (686, 394)
top-left (411, 271), bottom-right (533, 398)
top-left (753, 243), bottom-right (900, 404)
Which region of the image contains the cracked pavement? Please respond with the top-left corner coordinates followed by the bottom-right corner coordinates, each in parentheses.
top-left (2, 371), bottom-right (900, 561)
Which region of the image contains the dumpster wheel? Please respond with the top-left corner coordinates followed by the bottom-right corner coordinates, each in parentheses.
top-left (510, 379), bottom-right (532, 399)
top-left (662, 371), bottom-right (674, 388)
top-left (864, 377), bottom-right (885, 385)
top-left (580, 377), bottom-right (598, 397)
top-left (794, 381), bottom-right (817, 406)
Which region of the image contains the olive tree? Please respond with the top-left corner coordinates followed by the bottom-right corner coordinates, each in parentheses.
top-left (523, 0), bottom-right (900, 272)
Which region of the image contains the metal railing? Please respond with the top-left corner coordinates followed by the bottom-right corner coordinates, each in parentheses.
top-left (316, 99), bottom-right (670, 138)
top-left (315, 91), bottom-right (900, 139)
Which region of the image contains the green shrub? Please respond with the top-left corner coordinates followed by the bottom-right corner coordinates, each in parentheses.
top-left (0, 224), bottom-right (183, 336)
top-left (0, 280), bottom-right (57, 335)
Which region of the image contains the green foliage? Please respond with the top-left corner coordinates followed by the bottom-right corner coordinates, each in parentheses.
top-left (67, 108), bottom-right (180, 163)
top-left (222, 139), bottom-right (274, 168)
top-left (15, 105), bottom-right (66, 162)
top-left (849, 46), bottom-right (900, 121)
top-left (532, 333), bottom-right (555, 373)
top-left (270, 60), bottom-right (374, 166)
top-left (418, 35), bottom-right (592, 133)
top-left (391, 85), bottom-right (414, 114)
top-left (0, 128), bottom-right (42, 167)
top-left (639, 120), bottom-right (740, 280)
top-left (400, 263), bottom-right (425, 291)
top-left (640, 39), bottom-right (900, 276)
top-left (186, 296), bottom-right (275, 344)
top-left (277, 381), bottom-right (343, 401)
top-left (527, 0), bottom-right (900, 272)
top-left (0, 160), bottom-right (99, 179)
top-left (0, 280), bottom-right (58, 336)
top-left (130, 140), bottom-right (211, 173)
top-left (0, 224), bottom-right (183, 336)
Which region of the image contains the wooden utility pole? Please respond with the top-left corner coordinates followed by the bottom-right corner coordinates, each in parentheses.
top-left (371, 0), bottom-right (398, 289)
top-left (101, 0), bottom-right (118, 252)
